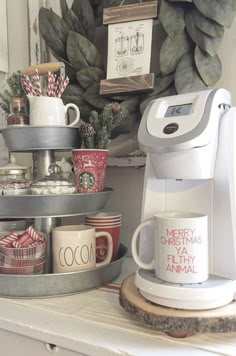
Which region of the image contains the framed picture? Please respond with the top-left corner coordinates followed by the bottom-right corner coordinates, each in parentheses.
top-left (100, 1), bottom-right (158, 96)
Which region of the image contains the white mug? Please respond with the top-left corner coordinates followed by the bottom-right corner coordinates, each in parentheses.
top-left (131, 212), bottom-right (208, 284)
top-left (52, 225), bottom-right (113, 273)
top-left (28, 95), bottom-right (80, 126)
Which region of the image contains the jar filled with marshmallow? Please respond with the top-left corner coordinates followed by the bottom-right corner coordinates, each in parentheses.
top-left (0, 156), bottom-right (31, 195)
top-left (31, 163), bottom-right (76, 195)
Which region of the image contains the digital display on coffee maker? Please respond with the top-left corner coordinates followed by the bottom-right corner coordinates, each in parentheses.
top-left (164, 104), bottom-right (192, 117)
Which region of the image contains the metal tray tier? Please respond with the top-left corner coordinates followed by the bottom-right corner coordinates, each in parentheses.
top-left (0, 243), bottom-right (127, 298)
top-left (1, 126), bottom-right (81, 151)
top-left (0, 188), bottom-right (112, 218)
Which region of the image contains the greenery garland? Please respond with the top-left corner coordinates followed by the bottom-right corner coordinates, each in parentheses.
top-left (38, 0), bottom-right (236, 137)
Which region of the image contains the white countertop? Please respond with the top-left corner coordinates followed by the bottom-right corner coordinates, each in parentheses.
top-left (0, 258), bottom-right (234, 355)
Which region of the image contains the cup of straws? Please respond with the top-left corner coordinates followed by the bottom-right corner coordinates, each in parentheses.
top-left (22, 70), bottom-right (80, 127)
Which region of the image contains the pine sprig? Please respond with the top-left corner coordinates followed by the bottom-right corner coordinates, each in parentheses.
top-left (80, 102), bottom-right (127, 149)
top-left (0, 71), bottom-right (25, 114)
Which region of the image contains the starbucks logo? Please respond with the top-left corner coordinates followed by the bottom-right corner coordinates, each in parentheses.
top-left (79, 172), bottom-right (94, 188)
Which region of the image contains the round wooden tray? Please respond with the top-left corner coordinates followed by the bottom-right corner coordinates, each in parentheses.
top-left (119, 273), bottom-right (236, 335)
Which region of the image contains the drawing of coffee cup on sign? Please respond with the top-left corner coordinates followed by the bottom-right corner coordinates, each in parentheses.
top-left (100, 1), bottom-right (158, 97)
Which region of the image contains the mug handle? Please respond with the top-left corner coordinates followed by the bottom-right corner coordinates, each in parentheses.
top-left (64, 103), bottom-right (80, 127)
top-left (131, 220), bottom-right (154, 270)
top-left (95, 232), bottom-right (113, 267)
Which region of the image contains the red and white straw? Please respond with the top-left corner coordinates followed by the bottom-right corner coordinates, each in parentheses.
top-left (22, 75), bottom-right (37, 96)
top-left (57, 76), bottom-right (69, 98)
top-left (22, 69), bottom-right (69, 98)
top-left (32, 69), bottom-right (42, 96)
top-left (46, 71), bottom-right (54, 97)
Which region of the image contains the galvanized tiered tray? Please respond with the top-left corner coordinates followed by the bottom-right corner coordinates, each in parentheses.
top-left (0, 188), bottom-right (112, 218)
top-left (0, 243), bottom-right (127, 298)
top-left (0, 123), bottom-right (124, 298)
top-left (1, 126), bottom-right (81, 151)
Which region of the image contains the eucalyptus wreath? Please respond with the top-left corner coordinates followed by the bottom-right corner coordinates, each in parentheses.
top-left (39, 0), bottom-right (236, 138)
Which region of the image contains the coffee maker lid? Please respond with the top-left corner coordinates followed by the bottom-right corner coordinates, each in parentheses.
top-left (138, 88), bottom-right (231, 153)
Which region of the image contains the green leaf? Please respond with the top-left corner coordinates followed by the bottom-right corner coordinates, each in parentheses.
top-left (64, 9), bottom-right (86, 36)
top-left (71, 0), bottom-right (95, 41)
top-left (190, 8), bottom-right (224, 38)
top-left (167, 0), bottom-right (192, 2)
top-left (60, 0), bottom-right (69, 19)
top-left (67, 31), bottom-right (103, 71)
top-left (76, 67), bottom-right (105, 89)
top-left (39, 8), bottom-right (70, 59)
top-left (110, 94), bottom-right (133, 101)
top-left (111, 113), bottom-right (137, 139)
top-left (160, 31), bottom-right (193, 75)
top-left (62, 85), bottom-right (93, 119)
top-left (193, 0), bottom-right (236, 28)
top-left (140, 85), bottom-right (177, 115)
top-left (62, 84), bottom-right (85, 97)
top-left (145, 73), bottom-right (175, 98)
top-left (175, 52), bottom-right (207, 93)
top-left (194, 46), bottom-right (222, 86)
top-left (159, 0), bottom-right (185, 40)
top-left (51, 51), bottom-right (77, 82)
top-left (84, 83), bottom-right (111, 109)
top-left (120, 97), bottom-right (140, 114)
top-left (185, 8), bottom-right (223, 56)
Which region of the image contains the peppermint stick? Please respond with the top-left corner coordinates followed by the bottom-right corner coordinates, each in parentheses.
top-left (57, 76), bottom-right (69, 98)
top-left (22, 75), bottom-right (37, 96)
top-left (32, 69), bottom-right (42, 96)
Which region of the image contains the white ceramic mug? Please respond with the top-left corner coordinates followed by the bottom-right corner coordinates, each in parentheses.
top-left (131, 212), bottom-right (208, 284)
top-left (28, 95), bottom-right (80, 126)
top-left (52, 225), bottom-right (113, 273)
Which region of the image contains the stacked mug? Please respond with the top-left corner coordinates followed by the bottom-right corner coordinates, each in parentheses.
top-left (0, 226), bottom-right (47, 274)
top-left (85, 212), bottom-right (122, 262)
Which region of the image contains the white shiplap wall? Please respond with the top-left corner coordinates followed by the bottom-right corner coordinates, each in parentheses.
top-left (0, 1), bottom-right (236, 253)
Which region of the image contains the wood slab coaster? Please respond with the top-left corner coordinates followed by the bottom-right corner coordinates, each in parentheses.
top-left (119, 273), bottom-right (236, 337)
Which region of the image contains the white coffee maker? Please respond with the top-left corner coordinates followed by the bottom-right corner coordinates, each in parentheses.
top-left (135, 88), bottom-right (236, 310)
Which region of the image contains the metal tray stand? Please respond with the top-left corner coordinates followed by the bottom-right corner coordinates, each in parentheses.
top-left (1, 126), bottom-right (81, 151)
top-left (0, 243), bottom-right (127, 298)
top-left (0, 189), bottom-right (112, 218)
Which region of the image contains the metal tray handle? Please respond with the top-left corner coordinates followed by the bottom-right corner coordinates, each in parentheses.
top-left (20, 62), bottom-right (65, 76)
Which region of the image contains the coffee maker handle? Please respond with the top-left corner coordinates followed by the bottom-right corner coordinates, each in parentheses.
top-left (95, 231), bottom-right (113, 267)
top-left (131, 220), bottom-right (154, 270)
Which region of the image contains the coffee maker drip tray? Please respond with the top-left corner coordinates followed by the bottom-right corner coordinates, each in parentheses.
top-left (135, 269), bottom-right (236, 310)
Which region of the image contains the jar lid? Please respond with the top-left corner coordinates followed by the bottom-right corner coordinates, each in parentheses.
top-left (0, 156), bottom-right (28, 175)
top-left (32, 163), bottom-right (73, 187)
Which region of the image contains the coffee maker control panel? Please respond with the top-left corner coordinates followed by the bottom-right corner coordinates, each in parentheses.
top-left (147, 91), bottom-right (209, 138)
top-left (138, 88), bottom-right (231, 153)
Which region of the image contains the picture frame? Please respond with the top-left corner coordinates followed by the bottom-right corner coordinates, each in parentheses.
top-left (100, 1), bottom-right (158, 96)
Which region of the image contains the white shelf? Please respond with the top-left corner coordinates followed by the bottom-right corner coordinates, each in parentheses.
top-left (107, 155), bottom-right (146, 167)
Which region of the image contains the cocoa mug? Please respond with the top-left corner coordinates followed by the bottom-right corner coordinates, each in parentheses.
top-left (52, 225), bottom-right (113, 273)
top-left (28, 95), bottom-right (80, 126)
top-left (131, 212), bottom-right (208, 284)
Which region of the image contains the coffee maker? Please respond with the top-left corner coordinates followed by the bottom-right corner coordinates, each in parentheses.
top-left (135, 88), bottom-right (236, 310)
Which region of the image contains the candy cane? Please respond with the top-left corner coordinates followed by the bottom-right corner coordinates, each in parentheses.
top-left (0, 232), bottom-right (18, 246)
top-left (27, 225), bottom-right (43, 241)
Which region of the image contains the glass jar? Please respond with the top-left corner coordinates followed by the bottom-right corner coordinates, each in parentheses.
top-left (31, 163), bottom-right (76, 195)
top-left (0, 156), bottom-right (31, 195)
top-left (6, 96), bottom-right (29, 126)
